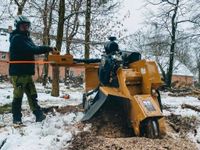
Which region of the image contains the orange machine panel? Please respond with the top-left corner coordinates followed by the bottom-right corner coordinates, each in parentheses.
top-left (85, 67), bottom-right (99, 92)
top-left (48, 54), bottom-right (73, 65)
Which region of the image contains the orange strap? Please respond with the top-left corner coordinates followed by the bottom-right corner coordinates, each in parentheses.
top-left (7, 60), bottom-right (55, 64)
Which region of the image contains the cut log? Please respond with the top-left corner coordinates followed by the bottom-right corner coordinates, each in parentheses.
top-left (181, 104), bottom-right (200, 112)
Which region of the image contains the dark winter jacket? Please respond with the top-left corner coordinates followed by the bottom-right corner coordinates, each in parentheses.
top-left (9, 29), bottom-right (52, 76)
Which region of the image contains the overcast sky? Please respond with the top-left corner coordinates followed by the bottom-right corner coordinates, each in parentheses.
top-left (0, 0), bottom-right (146, 34)
top-left (119, 0), bottom-right (145, 34)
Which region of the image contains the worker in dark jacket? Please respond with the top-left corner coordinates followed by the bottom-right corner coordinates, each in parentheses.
top-left (98, 37), bottom-right (120, 87)
top-left (9, 15), bottom-right (56, 124)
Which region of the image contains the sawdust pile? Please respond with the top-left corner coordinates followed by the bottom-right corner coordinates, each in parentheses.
top-left (68, 102), bottom-right (198, 150)
top-left (68, 131), bottom-right (197, 150)
top-left (88, 105), bottom-right (133, 138)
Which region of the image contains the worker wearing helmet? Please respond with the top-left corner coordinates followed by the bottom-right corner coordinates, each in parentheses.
top-left (9, 15), bottom-right (56, 125)
top-left (99, 37), bottom-right (121, 86)
top-left (104, 36), bottom-right (119, 55)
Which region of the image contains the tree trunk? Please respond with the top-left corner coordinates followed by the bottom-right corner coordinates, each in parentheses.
top-left (51, 0), bottom-right (65, 97)
top-left (166, 0), bottom-right (179, 87)
top-left (65, 22), bottom-right (70, 86)
top-left (42, 0), bottom-right (55, 86)
top-left (64, 0), bottom-right (81, 85)
top-left (198, 60), bottom-right (200, 84)
top-left (42, 0), bottom-right (49, 86)
top-left (36, 64), bottom-right (40, 81)
top-left (84, 0), bottom-right (91, 59)
top-left (157, 62), bottom-right (166, 83)
top-left (14, 0), bottom-right (28, 15)
top-left (17, 6), bottom-right (23, 15)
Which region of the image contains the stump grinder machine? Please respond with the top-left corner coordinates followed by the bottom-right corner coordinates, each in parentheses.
top-left (48, 37), bottom-right (166, 138)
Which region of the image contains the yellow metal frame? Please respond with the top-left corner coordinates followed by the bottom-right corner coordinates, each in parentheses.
top-left (85, 59), bottom-right (166, 136)
top-left (48, 54), bottom-right (166, 136)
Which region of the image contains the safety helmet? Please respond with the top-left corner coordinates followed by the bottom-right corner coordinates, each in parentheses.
top-left (104, 36), bottom-right (119, 55)
top-left (14, 15), bottom-right (31, 29)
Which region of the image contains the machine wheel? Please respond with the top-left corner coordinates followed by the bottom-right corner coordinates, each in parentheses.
top-left (143, 119), bottom-right (160, 139)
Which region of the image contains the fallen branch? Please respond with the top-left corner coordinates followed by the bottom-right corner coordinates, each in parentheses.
top-left (0, 138), bottom-right (7, 149)
top-left (170, 88), bottom-right (191, 93)
top-left (168, 91), bottom-right (192, 97)
top-left (167, 120), bottom-right (180, 132)
top-left (181, 104), bottom-right (200, 112)
top-left (193, 90), bottom-right (200, 95)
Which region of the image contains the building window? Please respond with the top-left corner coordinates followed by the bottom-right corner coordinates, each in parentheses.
top-left (1, 53), bottom-right (6, 60)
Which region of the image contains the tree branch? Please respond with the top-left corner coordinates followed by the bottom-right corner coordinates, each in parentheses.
top-left (163, 0), bottom-right (176, 6)
top-left (14, 0), bottom-right (20, 6)
top-left (64, 11), bottom-right (85, 21)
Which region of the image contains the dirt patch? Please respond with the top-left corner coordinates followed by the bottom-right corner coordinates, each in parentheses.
top-left (56, 104), bottom-right (83, 114)
top-left (42, 104), bottom-right (83, 114)
top-left (0, 104), bottom-right (11, 114)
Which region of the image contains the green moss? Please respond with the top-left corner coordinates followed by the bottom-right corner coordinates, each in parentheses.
top-left (0, 104), bottom-right (12, 114)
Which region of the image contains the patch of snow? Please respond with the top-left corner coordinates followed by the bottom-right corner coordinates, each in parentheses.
top-left (162, 94), bottom-right (200, 117)
top-left (0, 82), bottom-right (84, 150)
top-left (161, 93), bottom-right (200, 149)
top-left (188, 129), bottom-right (200, 150)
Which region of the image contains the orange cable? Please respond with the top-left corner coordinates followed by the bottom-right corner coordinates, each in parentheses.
top-left (7, 60), bottom-right (55, 64)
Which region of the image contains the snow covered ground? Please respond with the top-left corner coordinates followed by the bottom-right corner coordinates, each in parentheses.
top-left (0, 82), bottom-right (89, 150)
top-left (0, 82), bottom-right (200, 149)
top-left (162, 92), bottom-right (200, 149)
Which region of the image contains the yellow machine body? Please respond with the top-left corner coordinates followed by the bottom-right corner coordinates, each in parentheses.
top-left (48, 53), bottom-right (166, 137)
top-left (85, 59), bottom-right (166, 136)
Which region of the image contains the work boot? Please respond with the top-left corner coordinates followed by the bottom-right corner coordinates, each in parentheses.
top-left (13, 117), bottom-right (22, 125)
top-left (12, 98), bottom-right (22, 124)
top-left (33, 109), bottom-right (46, 122)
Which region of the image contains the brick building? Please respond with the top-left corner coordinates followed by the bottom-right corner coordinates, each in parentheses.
top-left (170, 62), bottom-right (194, 87)
top-left (0, 30), bottom-right (10, 78)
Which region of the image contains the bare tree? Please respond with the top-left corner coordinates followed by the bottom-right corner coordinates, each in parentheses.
top-left (51, 0), bottom-right (65, 97)
top-left (84, 0), bottom-right (91, 59)
top-left (65, 0), bottom-right (82, 54)
top-left (144, 0), bottom-right (199, 87)
top-left (42, 0), bottom-right (57, 86)
top-left (13, 0), bottom-right (28, 15)
top-left (64, 0), bottom-right (82, 85)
